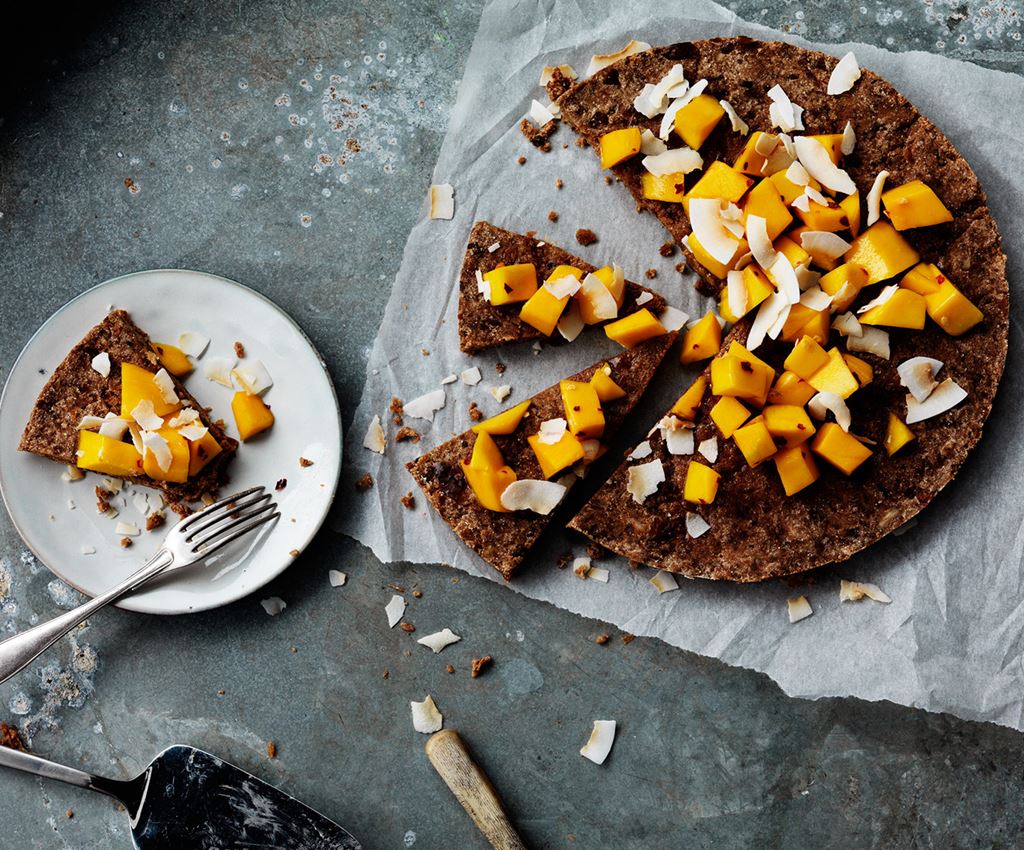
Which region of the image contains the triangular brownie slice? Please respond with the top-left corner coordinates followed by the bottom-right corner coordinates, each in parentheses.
top-left (458, 221), bottom-right (664, 353)
top-left (20, 310), bottom-right (236, 511)
top-left (407, 332), bottom-right (676, 579)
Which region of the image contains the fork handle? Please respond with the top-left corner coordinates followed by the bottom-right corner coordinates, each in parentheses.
top-left (0, 549), bottom-right (173, 685)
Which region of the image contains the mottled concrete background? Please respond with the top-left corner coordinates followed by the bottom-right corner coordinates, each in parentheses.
top-left (1, 1), bottom-right (1022, 848)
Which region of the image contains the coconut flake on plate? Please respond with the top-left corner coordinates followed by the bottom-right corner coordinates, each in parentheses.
top-left (697, 437), bottom-right (718, 463)
top-left (767, 84), bottom-right (804, 133)
top-left (650, 570), bottom-right (679, 593)
top-left (788, 596), bottom-right (813, 623)
top-left (586, 39), bottom-right (651, 76)
top-left (745, 215), bottom-right (777, 271)
top-left (461, 366), bottom-right (482, 386)
top-left (259, 596), bottom-right (286, 616)
top-left (808, 391), bottom-right (852, 431)
top-left (385, 594), bottom-right (406, 628)
top-left (232, 359), bottom-right (274, 395)
top-left (539, 64), bottom-right (577, 86)
top-left (411, 695), bottom-right (443, 734)
top-left (204, 356), bottom-right (236, 387)
top-left (76, 415), bottom-right (106, 431)
top-left (635, 291), bottom-right (654, 307)
top-left (417, 628), bottom-right (462, 654)
top-left (91, 352), bottom-right (111, 378)
top-left (500, 479), bottom-right (567, 515)
top-left (587, 566), bottom-right (610, 583)
top-left (490, 385), bottom-right (511, 403)
top-left (799, 286), bottom-right (833, 312)
top-left (528, 99), bottom-right (557, 125)
top-left (328, 570), bottom-right (347, 587)
top-left (130, 399), bottom-right (165, 432)
top-left (626, 458), bottom-right (665, 505)
top-left (828, 51), bottom-right (861, 95)
top-left (719, 99), bottom-right (748, 134)
top-left (577, 275), bottom-right (618, 321)
top-left (841, 121), bottom-right (857, 156)
top-left (428, 183), bottom-right (455, 220)
top-left (404, 388), bottom-right (446, 421)
top-left (846, 326), bottom-right (890, 359)
top-left (769, 253), bottom-right (801, 304)
top-left (794, 136), bottom-right (856, 195)
top-left (689, 198), bottom-right (740, 265)
top-left (538, 418), bottom-right (568, 445)
top-left (624, 440), bottom-right (651, 462)
top-left (639, 128), bottom-right (667, 156)
top-left (906, 378), bottom-right (967, 424)
top-left (784, 161), bottom-right (811, 187)
top-left (363, 414), bottom-right (386, 454)
top-left (866, 170), bottom-right (889, 226)
top-left (898, 356), bottom-right (944, 402)
top-left (839, 579), bottom-right (891, 603)
top-left (642, 147), bottom-right (703, 177)
top-left (686, 512), bottom-right (711, 538)
top-left (832, 311), bottom-right (863, 338)
top-left (178, 331), bottom-right (209, 358)
top-left (799, 231), bottom-right (851, 260)
top-left (440, 373), bottom-right (458, 385)
top-left (557, 300), bottom-right (584, 342)
top-left (580, 720), bottom-right (617, 765)
top-left (62, 465), bottom-right (85, 482)
top-left (115, 521), bottom-right (140, 537)
top-left (633, 63), bottom-right (686, 117)
top-left (152, 368), bottom-right (179, 405)
top-left (545, 273), bottom-right (583, 300)
top-left (659, 305), bottom-right (689, 332)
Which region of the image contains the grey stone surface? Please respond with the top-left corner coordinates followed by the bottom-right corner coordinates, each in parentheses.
top-left (1, 1), bottom-right (1023, 848)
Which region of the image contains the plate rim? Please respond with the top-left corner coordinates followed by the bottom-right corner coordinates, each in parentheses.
top-left (0, 267), bottom-right (342, 615)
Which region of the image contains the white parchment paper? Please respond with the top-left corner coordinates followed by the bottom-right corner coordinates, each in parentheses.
top-left (336, 0), bottom-right (1024, 729)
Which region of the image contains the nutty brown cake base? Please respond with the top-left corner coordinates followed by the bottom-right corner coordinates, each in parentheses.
top-left (408, 333), bottom-right (676, 579)
top-left (19, 310), bottom-right (236, 510)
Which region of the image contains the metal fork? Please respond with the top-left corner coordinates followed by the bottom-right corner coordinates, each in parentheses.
top-left (0, 485), bottom-right (279, 685)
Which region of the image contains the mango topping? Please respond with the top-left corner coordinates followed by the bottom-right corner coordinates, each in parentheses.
top-left (820, 262), bottom-right (868, 312)
top-left (152, 343), bottom-right (193, 377)
top-left (187, 430), bottom-right (223, 477)
top-left (462, 432), bottom-right (517, 512)
top-left (924, 281), bottom-right (984, 336)
top-left (76, 430), bottom-right (143, 477)
top-left (763, 404), bottom-right (816, 448)
top-left (784, 336), bottom-right (831, 381)
top-left (742, 178), bottom-right (792, 240)
top-left (142, 428), bottom-right (190, 484)
top-left (732, 131), bottom-right (777, 176)
top-left (671, 375), bottom-right (707, 420)
top-left (807, 348), bottom-right (860, 400)
top-left (900, 262), bottom-right (944, 296)
top-left (683, 460), bottom-right (720, 505)
top-left (519, 286), bottom-right (568, 336)
top-left (881, 180), bottom-right (953, 230)
top-left (768, 371), bottom-right (817, 407)
top-left (528, 430), bottom-right (585, 479)
top-left (120, 362), bottom-right (181, 419)
top-left (604, 309), bottom-right (667, 349)
top-left (719, 264), bottom-right (774, 322)
top-left (599, 127), bottom-right (643, 168)
top-left (674, 94), bottom-right (724, 150)
top-left (560, 380), bottom-right (605, 439)
top-left (773, 444), bottom-right (820, 496)
top-left (685, 161), bottom-right (753, 208)
top-left (484, 263), bottom-right (538, 306)
top-left (641, 172), bottom-right (686, 203)
top-left (679, 312), bottom-right (722, 365)
top-left (843, 221), bottom-right (920, 285)
top-left (733, 416), bottom-right (777, 467)
top-left (859, 287), bottom-right (926, 329)
top-left (590, 365), bottom-right (626, 402)
top-left (811, 423), bottom-right (872, 475)
top-left (472, 400), bottom-right (531, 435)
top-left (884, 413), bottom-right (916, 456)
top-left (231, 391), bottom-right (275, 441)
top-left (710, 396), bottom-right (750, 438)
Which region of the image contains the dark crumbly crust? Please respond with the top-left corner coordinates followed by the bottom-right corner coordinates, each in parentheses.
top-left (457, 221), bottom-right (665, 354)
top-left (407, 333), bottom-right (676, 579)
top-left (19, 310), bottom-right (237, 508)
top-left (561, 39), bottom-right (1009, 581)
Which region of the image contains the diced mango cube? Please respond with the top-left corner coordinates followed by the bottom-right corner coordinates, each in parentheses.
top-left (710, 396), bottom-right (750, 438)
top-left (685, 161), bottom-right (753, 208)
top-left (811, 423), bottom-right (872, 475)
top-left (674, 94), bottom-right (724, 150)
top-left (884, 413), bottom-right (916, 456)
top-left (711, 355), bottom-right (766, 402)
top-left (528, 430), bottom-right (585, 479)
top-left (519, 285), bottom-right (568, 336)
top-left (641, 172), bottom-right (686, 203)
top-left (545, 264), bottom-right (585, 285)
top-left (859, 288), bottom-right (926, 329)
top-left (473, 400), bottom-right (531, 435)
top-left (882, 180), bottom-right (952, 230)
top-left (924, 281), bottom-right (984, 336)
top-left (763, 404), bottom-right (816, 448)
top-left (780, 304), bottom-right (826, 343)
top-left (732, 131), bottom-right (777, 176)
top-left (839, 193), bottom-right (861, 237)
top-left (76, 430), bottom-right (143, 477)
top-left (807, 348), bottom-right (860, 399)
top-left (688, 233), bottom-right (746, 278)
top-left (151, 343), bottom-right (193, 377)
top-left (679, 312), bottom-right (722, 365)
top-left (485, 263), bottom-right (538, 306)
top-left (795, 198), bottom-right (850, 232)
top-left (843, 354), bottom-right (873, 388)
top-left (231, 391), bottom-right (275, 441)
top-left (604, 308), bottom-right (667, 348)
top-left (720, 264), bottom-right (774, 322)
top-left (599, 127), bottom-right (642, 168)
top-left (723, 341), bottom-right (775, 406)
top-left (468, 430), bottom-right (505, 471)
top-left (900, 262), bottom-right (944, 296)
top-left (187, 430), bottom-right (223, 477)
top-left (843, 222), bottom-right (920, 285)
top-left (461, 462), bottom-right (517, 512)
top-left (788, 225), bottom-right (840, 271)
top-left (743, 178), bottom-right (792, 240)
top-left (784, 336), bottom-right (831, 380)
top-left (592, 265), bottom-right (625, 307)
top-left (672, 375), bottom-right (707, 420)
top-left (768, 371), bottom-right (816, 407)
top-left (799, 309), bottom-right (831, 346)
top-left (590, 364), bottom-right (626, 402)
top-left (820, 262), bottom-right (869, 312)
top-left (561, 380), bottom-right (605, 439)
top-left (733, 416), bottom-right (776, 467)
top-left (120, 362), bottom-right (181, 418)
top-left (773, 444), bottom-right (820, 496)
top-left (769, 168), bottom-right (821, 204)
top-left (807, 134), bottom-right (844, 164)
top-left (683, 460), bottom-right (720, 504)
top-left (142, 427), bottom-right (190, 484)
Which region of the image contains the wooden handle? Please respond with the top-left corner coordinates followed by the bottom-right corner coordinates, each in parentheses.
top-left (425, 729), bottom-right (527, 850)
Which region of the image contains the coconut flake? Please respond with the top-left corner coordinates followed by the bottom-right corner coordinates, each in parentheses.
top-left (204, 356), bottom-right (236, 387)
top-left (76, 415), bottom-right (105, 431)
top-left (572, 556), bottom-right (592, 578)
top-left (232, 359), bottom-right (274, 395)
top-left (428, 183), bottom-right (455, 220)
top-left (698, 437), bottom-right (718, 463)
top-left (586, 39), bottom-right (651, 76)
top-left (686, 512), bottom-right (711, 538)
top-left (487, 242), bottom-right (501, 253)
top-left (689, 198), bottom-right (740, 265)
top-left (828, 51), bottom-right (861, 95)
top-left (746, 292), bottom-right (791, 351)
top-left (794, 136), bottom-right (856, 195)
top-left (577, 274), bottom-right (618, 321)
top-left (130, 399), bottom-right (165, 432)
top-left (626, 458), bottom-right (665, 504)
top-left (788, 596), bottom-right (813, 623)
top-left (417, 628), bottom-right (462, 654)
top-left (411, 695), bottom-right (443, 734)
top-left (461, 366), bottom-right (482, 386)
top-left (385, 594), bottom-right (406, 628)
top-left (363, 414), bottom-right (386, 454)
top-left (744, 215), bottom-right (776, 272)
top-left (476, 269), bottom-right (489, 301)
top-left (767, 84), bottom-right (804, 132)
top-left (846, 326), bottom-right (890, 359)
top-left (557, 300), bottom-right (584, 342)
top-left (91, 352), bottom-right (111, 378)
top-left (857, 284), bottom-right (899, 314)
top-left (404, 389), bottom-right (446, 421)
top-left (167, 408), bottom-right (200, 428)
top-left (658, 79), bottom-right (708, 140)
top-left (62, 465), bottom-right (85, 482)
top-left (538, 418), bottom-right (568, 445)
top-left (586, 566), bottom-right (610, 583)
top-left (769, 253), bottom-right (801, 304)
top-left (115, 521), bottom-right (140, 537)
top-left (540, 64), bottom-right (577, 85)
top-left (785, 160), bottom-right (811, 187)
top-left (545, 273), bottom-right (583, 300)
top-left (650, 570), bottom-right (679, 593)
top-left (719, 99), bottom-right (748, 134)
top-left (661, 417), bottom-right (695, 456)
top-left (866, 170), bottom-right (889, 226)
top-left (639, 129), bottom-right (667, 156)
top-left (152, 368), bottom-right (179, 405)
top-left (898, 357), bottom-right (944, 403)
top-left (127, 422), bottom-right (144, 453)
top-left (580, 720), bottom-right (617, 765)
top-left (725, 270), bottom-right (748, 320)
top-left (905, 378), bottom-right (967, 424)
top-left (177, 331), bottom-right (209, 358)
top-left (328, 570), bottom-right (347, 587)
top-left (528, 99), bottom-right (557, 125)
top-left (441, 373), bottom-right (458, 385)
top-left (799, 286), bottom-right (833, 312)
top-left (140, 429), bottom-right (172, 472)
top-left (808, 391), bottom-right (852, 431)
top-left (841, 121), bottom-right (857, 156)
top-left (259, 597), bottom-right (286, 616)
top-left (642, 147), bottom-right (703, 177)
top-left (490, 385), bottom-right (511, 403)
top-left (500, 479), bottom-right (567, 515)
top-left (800, 231), bottom-right (852, 260)
top-left (633, 64), bottom-right (686, 117)
top-left (832, 312), bottom-right (863, 338)
top-left (659, 305), bottom-right (689, 332)
top-left (839, 579), bottom-right (891, 603)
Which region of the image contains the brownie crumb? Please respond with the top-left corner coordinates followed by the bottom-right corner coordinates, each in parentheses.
top-left (556, 550), bottom-right (574, 570)
top-left (603, 175), bottom-right (614, 185)
top-left (495, 362), bottom-right (506, 375)
top-left (575, 137), bottom-right (587, 148)
top-left (217, 689), bottom-right (226, 696)
top-left (266, 741), bottom-right (277, 759)
top-left (390, 397), bottom-right (404, 426)
top-left (628, 560), bottom-right (641, 570)
top-left (468, 402), bottom-right (483, 422)
top-left (66, 810), bottom-right (74, 819)
top-left (446, 664), bottom-right (455, 674)
top-left (545, 67), bottom-right (573, 101)
top-left (299, 456), bottom-right (314, 467)
top-left (400, 622), bottom-right (416, 633)
top-left (233, 341), bottom-right (246, 358)
top-left (355, 472), bottom-right (374, 492)
top-left (289, 548), bottom-right (300, 558)
top-left (675, 262), bottom-right (688, 274)
top-left (120, 537), bottom-right (133, 548)
top-left (595, 634), bottom-right (609, 645)
top-left (555, 178), bottom-right (564, 190)
top-left (382, 669), bottom-right (390, 679)
top-left (622, 634), bottom-right (635, 645)
top-left (586, 543), bottom-right (607, 561)
top-left (525, 230), bottom-right (537, 238)
top-left (659, 241), bottom-right (677, 258)
top-left (1, 723), bottom-right (27, 752)
top-left (548, 210), bottom-right (559, 222)
top-left (575, 228), bottom-right (598, 246)
top-left (400, 491), bottom-right (416, 510)
top-left (421, 348), bottom-right (430, 356)
top-left (645, 269), bottom-right (658, 279)
top-left (471, 655), bottom-right (493, 678)
top-left (146, 511), bottom-right (166, 531)
top-left (517, 155), bottom-right (527, 166)
top-left (95, 487), bottom-right (111, 514)
top-left (395, 426), bottom-right (421, 443)
top-left (519, 117), bottom-right (556, 150)
top-left (412, 590), bottom-right (423, 598)
top-left (275, 478), bottom-right (287, 491)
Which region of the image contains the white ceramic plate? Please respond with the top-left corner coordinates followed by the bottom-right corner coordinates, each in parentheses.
top-left (0, 270), bottom-right (341, 614)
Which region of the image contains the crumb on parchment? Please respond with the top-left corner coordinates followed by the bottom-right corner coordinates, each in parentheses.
top-left (575, 228), bottom-right (598, 246)
top-left (471, 656), bottom-right (493, 678)
top-left (355, 472), bottom-right (374, 492)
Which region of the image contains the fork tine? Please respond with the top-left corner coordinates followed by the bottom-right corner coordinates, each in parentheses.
top-left (194, 510), bottom-right (281, 559)
top-left (183, 491), bottom-right (272, 541)
top-left (189, 500), bottom-right (278, 550)
top-left (176, 486), bottom-right (266, 532)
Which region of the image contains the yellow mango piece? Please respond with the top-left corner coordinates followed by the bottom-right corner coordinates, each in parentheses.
top-left (769, 169), bottom-right (821, 205)
top-left (795, 198), bottom-right (850, 232)
top-left (900, 262), bottom-right (944, 296)
top-left (231, 391), bottom-right (275, 441)
top-left (120, 362), bottom-right (181, 419)
top-left (763, 404), bottom-right (816, 448)
top-left (679, 312), bottom-right (722, 365)
top-left (592, 265), bottom-right (625, 308)
top-left (599, 127), bottom-right (642, 168)
top-left (485, 263), bottom-right (538, 306)
top-left (561, 380), bottom-right (605, 439)
top-left (683, 460), bottom-right (721, 505)
top-left (604, 308), bottom-right (667, 349)
top-left (784, 336), bottom-right (831, 381)
top-left (710, 396), bottom-right (750, 438)
top-left (811, 422), bottom-right (872, 475)
top-left (519, 285), bottom-right (568, 336)
top-left (820, 263), bottom-right (869, 312)
top-left (688, 233), bottom-right (746, 279)
top-left (859, 288), bottom-right (927, 329)
top-left (461, 462), bottom-right (516, 512)
top-left (771, 236), bottom-right (811, 276)
top-left (469, 430), bottom-right (505, 471)
top-left (773, 444), bottom-right (820, 496)
top-left (843, 354), bottom-right (873, 388)
top-left (76, 430), bottom-right (143, 477)
top-left (726, 341), bottom-right (775, 406)
top-left (187, 430), bottom-right (223, 477)
top-left (528, 431), bottom-right (585, 479)
top-left (671, 375), bottom-right (707, 420)
top-left (545, 264), bottom-right (585, 285)
top-left (711, 356), bottom-right (766, 402)
top-left (674, 94), bottom-right (725, 149)
top-left (840, 193), bottom-right (861, 237)
top-left (799, 309), bottom-right (831, 346)
top-left (885, 413), bottom-right (916, 456)
top-left (807, 348), bottom-right (860, 399)
top-left (807, 134), bottom-right (844, 165)
top-left (743, 178), bottom-right (792, 240)
top-left (780, 304), bottom-right (824, 343)
top-left (843, 222), bottom-right (920, 285)
top-left (590, 364), bottom-right (626, 403)
top-left (924, 281), bottom-right (984, 336)
top-left (641, 172), bottom-right (686, 203)
top-left (151, 343), bottom-right (193, 377)
top-left (142, 428), bottom-right (190, 484)
top-left (733, 416), bottom-right (776, 467)
top-left (732, 131), bottom-right (777, 176)
top-left (788, 226), bottom-right (840, 272)
top-left (684, 161), bottom-right (753, 207)
top-left (473, 400), bottom-right (531, 435)
top-left (882, 180), bottom-right (953, 230)
top-left (720, 264), bottom-right (775, 322)
top-left (768, 371), bottom-right (816, 407)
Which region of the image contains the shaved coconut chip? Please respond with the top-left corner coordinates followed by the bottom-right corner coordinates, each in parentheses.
top-left (487, 242), bottom-right (500, 253)
top-left (441, 373), bottom-right (458, 385)
top-left (476, 269), bottom-right (489, 301)
top-left (77, 415), bottom-right (105, 431)
top-left (177, 331), bottom-right (209, 358)
top-left (800, 231), bottom-right (851, 260)
top-left (768, 301), bottom-right (792, 340)
top-left (847, 326), bottom-right (890, 359)
top-left (866, 170), bottom-right (889, 226)
top-left (658, 79), bottom-right (708, 139)
top-left (167, 408), bottom-right (200, 428)
top-left (572, 556), bottom-right (592, 577)
top-left (232, 359), bottom-right (273, 395)
top-left (261, 597), bottom-right (286, 616)
top-left (721, 216), bottom-right (745, 239)
top-left (385, 594), bottom-right (406, 628)
top-left (698, 437), bottom-right (718, 463)
top-left (141, 430), bottom-right (172, 472)
top-left (828, 51), bottom-right (861, 95)
top-left (746, 215), bottom-right (776, 270)
top-left (857, 284), bottom-right (899, 314)
top-left (152, 368), bottom-right (179, 405)
top-left (329, 570), bottom-right (347, 587)
top-left (133, 492), bottom-right (151, 515)
top-left (755, 133), bottom-right (780, 157)
top-left (586, 566), bottom-right (610, 583)
top-left (204, 356), bottom-right (236, 387)
top-left (689, 198), bottom-right (740, 264)
top-left (840, 579), bottom-right (891, 603)
top-left (747, 292), bottom-right (790, 351)
top-left (586, 39), bottom-right (651, 76)
top-left (96, 413), bottom-right (126, 438)
top-left (659, 305), bottom-right (689, 332)
top-left (760, 142), bottom-right (795, 176)
top-left (539, 64), bottom-right (577, 86)
top-left (633, 64), bottom-right (686, 118)
top-left (417, 628), bottom-right (462, 654)
top-left (808, 391), bottom-right (852, 431)
top-left (803, 185), bottom-right (830, 208)
top-left (404, 389), bottom-right (446, 421)
top-left (686, 512), bottom-right (711, 538)
top-left (411, 695), bottom-right (443, 734)
top-left (363, 414), bottom-right (386, 454)
top-left (660, 416), bottom-right (695, 456)
top-left (62, 465), bottom-right (85, 482)
top-left (103, 476), bottom-right (124, 494)
top-left (795, 265), bottom-right (822, 293)
top-left (639, 128), bottom-right (667, 156)
top-left (178, 423), bottom-right (209, 442)
top-left (898, 356), bottom-right (944, 403)
top-left (461, 366), bottom-right (482, 385)
top-left (785, 160), bottom-right (811, 187)
top-left (115, 521), bottom-right (140, 536)
top-left (832, 311), bottom-right (863, 338)
top-left (80, 545), bottom-right (95, 555)
top-left (788, 596), bottom-right (813, 623)
top-left (794, 136), bottom-right (856, 195)
top-left (545, 273), bottom-right (583, 299)
top-left (841, 121), bottom-right (857, 155)
top-left (719, 99), bottom-right (748, 134)
top-left (91, 352), bottom-right (111, 378)
top-left (578, 274), bottom-right (618, 321)
top-left (778, 133), bottom-right (797, 157)
top-left (490, 385), bottom-right (511, 403)
top-left (538, 418), bottom-right (568, 444)
top-left (769, 253), bottom-right (801, 304)
top-left (580, 720), bottom-right (616, 765)
top-left (800, 286), bottom-right (833, 312)
top-left (642, 147), bottom-right (703, 177)
top-left (767, 84), bottom-right (804, 132)
top-left (500, 479), bottom-right (567, 515)
top-left (131, 399), bottom-right (165, 432)
top-left (832, 281), bottom-right (859, 311)
top-left (528, 98), bottom-right (557, 125)
top-left (627, 458), bottom-right (665, 504)
top-left (906, 378), bottom-right (967, 424)
top-left (127, 422), bottom-right (144, 453)
top-left (726, 270), bottom-right (748, 320)
top-left (428, 183), bottom-right (454, 220)
top-left (650, 570), bottom-right (679, 593)
top-left (557, 299), bottom-right (584, 342)
top-left (628, 441), bottom-right (653, 461)
top-left (791, 193), bottom-right (811, 213)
